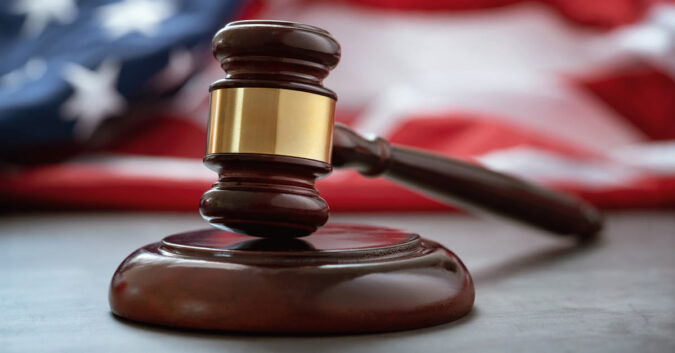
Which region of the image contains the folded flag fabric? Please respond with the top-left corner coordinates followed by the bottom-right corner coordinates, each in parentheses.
top-left (1, 0), bottom-right (674, 212)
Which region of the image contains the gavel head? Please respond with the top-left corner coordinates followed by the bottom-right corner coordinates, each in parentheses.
top-left (200, 20), bottom-right (341, 238)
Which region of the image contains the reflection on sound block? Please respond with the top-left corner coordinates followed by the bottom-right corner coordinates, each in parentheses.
top-left (109, 224), bottom-right (475, 333)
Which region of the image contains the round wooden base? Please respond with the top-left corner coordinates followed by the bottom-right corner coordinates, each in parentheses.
top-left (109, 224), bottom-right (474, 333)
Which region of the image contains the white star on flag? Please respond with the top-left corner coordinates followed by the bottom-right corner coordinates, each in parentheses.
top-left (60, 60), bottom-right (126, 139)
top-left (11, 0), bottom-right (78, 37)
top-left (97, 0), bottom-right (176, 39)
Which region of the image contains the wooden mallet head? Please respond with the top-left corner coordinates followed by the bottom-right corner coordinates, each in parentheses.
top-left (200, 20), bottom-right (340, 237)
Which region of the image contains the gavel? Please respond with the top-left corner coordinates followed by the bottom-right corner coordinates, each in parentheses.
top-left (109, 20), bottom-right (606, 333)
top-left (199, 20), bottom-right (603, 240)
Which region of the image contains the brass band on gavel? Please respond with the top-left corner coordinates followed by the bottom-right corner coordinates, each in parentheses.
top-left (206, 87), bottom-right (335, 163)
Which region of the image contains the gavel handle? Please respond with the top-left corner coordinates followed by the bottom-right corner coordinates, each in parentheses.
top-left (331, 123), bottom-right (603, 239)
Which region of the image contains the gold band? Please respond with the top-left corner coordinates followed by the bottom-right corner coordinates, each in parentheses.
top-left (206, 87), bottom-right (335, 163)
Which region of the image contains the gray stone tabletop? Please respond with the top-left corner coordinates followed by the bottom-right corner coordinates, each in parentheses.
top-left (1, 211), bottom-right (673, 352)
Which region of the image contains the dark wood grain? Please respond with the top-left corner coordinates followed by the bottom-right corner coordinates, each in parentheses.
top-left (109, 224), bottom-right (475, 333)
top-left (332, 123), bottom-right (603, 239)
top-left (210, 20), bottom-right (340, 99)
top-left (200, 153), bottom-right (331, 237)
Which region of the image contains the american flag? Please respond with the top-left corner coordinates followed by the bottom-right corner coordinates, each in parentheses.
top-left (1, 0), bottom-right (674, 212)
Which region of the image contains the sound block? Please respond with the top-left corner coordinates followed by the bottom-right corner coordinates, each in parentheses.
top-left (109, 223), bottom-right (474, 333)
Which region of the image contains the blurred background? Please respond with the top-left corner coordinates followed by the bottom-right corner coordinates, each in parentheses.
top-left (1, 0), bottom-right (673, 213)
